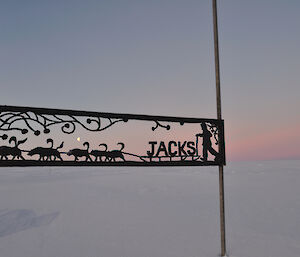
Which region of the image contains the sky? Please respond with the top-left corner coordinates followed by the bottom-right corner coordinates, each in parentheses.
top-left (0, 0), bottom-right (299, 161)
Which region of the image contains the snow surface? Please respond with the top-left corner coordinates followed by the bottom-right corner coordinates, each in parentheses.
top-left (0, 160), bottom-right (299, 257)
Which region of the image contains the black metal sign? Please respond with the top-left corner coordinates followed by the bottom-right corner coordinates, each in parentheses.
top-left (0, 105), bottom-right (225, 167)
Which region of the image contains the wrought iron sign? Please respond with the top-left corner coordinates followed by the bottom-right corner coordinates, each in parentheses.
top-left (0, 105), bottom-right (225, 167)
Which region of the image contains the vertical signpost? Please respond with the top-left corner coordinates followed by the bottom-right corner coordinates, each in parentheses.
top-left (212, 0), bottom-right (226, 256)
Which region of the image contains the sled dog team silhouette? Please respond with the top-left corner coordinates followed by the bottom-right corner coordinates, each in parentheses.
top-left (68, 142), bottom-right (125, 162)
top-left (0, 136), bottom-right (126, 162)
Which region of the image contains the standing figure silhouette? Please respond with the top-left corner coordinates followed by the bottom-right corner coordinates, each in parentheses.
top-left (196, 123), bottom-right (219, 161)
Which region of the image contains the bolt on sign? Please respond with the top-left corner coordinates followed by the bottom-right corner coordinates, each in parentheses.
top-left (0, 105), bottom-right (225, 167)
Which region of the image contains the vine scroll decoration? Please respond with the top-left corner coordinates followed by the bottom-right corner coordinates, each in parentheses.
top-left (0, 105), bottom-right (225, 167)
top-left (0, 111), bottom-right (126, 135)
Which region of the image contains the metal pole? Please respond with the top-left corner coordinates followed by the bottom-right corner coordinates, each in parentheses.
top-left (212, 0), bottom-right (226, 256)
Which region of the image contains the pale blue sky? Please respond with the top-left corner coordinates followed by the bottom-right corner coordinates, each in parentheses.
top-left (1, 0), bottom-right (299, 160)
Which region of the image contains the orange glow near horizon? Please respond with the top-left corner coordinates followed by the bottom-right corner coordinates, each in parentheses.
top-left (227, 123), bottom-right (300, 161)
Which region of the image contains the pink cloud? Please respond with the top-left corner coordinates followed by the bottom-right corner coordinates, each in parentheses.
top-left (227, 123), bottom-right (300, 161)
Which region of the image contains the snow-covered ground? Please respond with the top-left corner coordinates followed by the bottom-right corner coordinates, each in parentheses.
top-left (0, 160), bottom-right (299, 257)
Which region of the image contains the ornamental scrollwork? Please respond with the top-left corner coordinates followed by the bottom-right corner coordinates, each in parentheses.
top-left (0, 111), bottom-right (125, 135)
